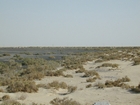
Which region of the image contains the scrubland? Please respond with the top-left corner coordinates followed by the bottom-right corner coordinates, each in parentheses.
top-left (0, 47), bottom-right (140, 105)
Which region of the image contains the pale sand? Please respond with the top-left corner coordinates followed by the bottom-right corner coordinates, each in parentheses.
top-left (0, 60), bottom-right (140, 105)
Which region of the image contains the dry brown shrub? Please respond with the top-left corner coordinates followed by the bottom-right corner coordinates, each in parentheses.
top-left (83, 70), bottom-right (99, 77)
top-left (46, 70), bottom-right (64, 76)
top-left (86, 77), bottom-right (97, 82)
top-left (67, 86), bottom-right (77, 93)
top-left (86, 84), bottom-right (92, 88)
top-left (75, 68), bottom-right (86, 73)
top-left (46, 81), bottom-right (68, 90)
top-left (133, 58), bottom-right (140, 65)
top-left (130, 83), bottom-right (140, 93)
top-left (2, 95), bottom-right (10, 101)
top-left (0, 100), bottom-right (22, 105)
top-left (7, 80), bottom-right (38, 93)
top-left (97, 63), bottom-right (119, 68)
top-left (50, 97), bottom-right (81, 105)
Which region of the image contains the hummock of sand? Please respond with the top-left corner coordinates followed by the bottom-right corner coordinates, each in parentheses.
top-left (0, 60), bottom-right (140, 105)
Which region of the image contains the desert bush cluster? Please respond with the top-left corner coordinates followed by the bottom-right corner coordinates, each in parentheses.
top-left (7, 80), bottom-right (38, 93)
top-left (95, 76), bottom-right (131, 89)
top-left (62, 53), bottom-right (94, 70)
top-left (0, 57), bottom-right (61, 93)
top-left (38, 81), bottom-right (77, 94)
top-left (0, 47), bottom-right (140, 105)
top-left (46, 81), bottom-right (68, 90)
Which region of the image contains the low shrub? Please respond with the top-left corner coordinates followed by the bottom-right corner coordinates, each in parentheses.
top-left (95, 76), bottom-right (131, 89)
top-left (95, 59), bottom-right (104, 63)
top-left (67, 86), bottom-right (77, 93)
top-left (64, 74), bottom-right (73, 78)
top-left (46, 81), bottom-right (68, 90)
top-left (7, 80), bottom-right (38, 93)
top-left (117, 76), bottom-right (130, 82)
top-left (96, 63), bottom-right (119, 68)
top-left (37, 83), bottom-right (48, 89)
top-left (82, 70), bottom-right (99, 77)
top-left (2, 95), bottom-right (10, 101)
top-left (86, 77), bottom-right (97, 82)
top-left (3, 53), bottom-right (10, 56)
top-left (50, 97), bottom-right (81, 105)
top-left (0, 89), bottom-right (4, 92)
top-left (0, 100), bottom-right (22, 105)
top-left (46, 70), bottom-right (64, 77)
top-left (130, 83), bottom-right (140, 93)
top-left (86, 84), bottom-right (92, 88)
top-left (75, 68), bottom-right (86, 73)
top-left (133, 58), bottom-right (140, 65)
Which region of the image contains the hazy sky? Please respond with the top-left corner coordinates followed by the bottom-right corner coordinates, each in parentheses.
top-left (0, 0), bottom-right (140, 47)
